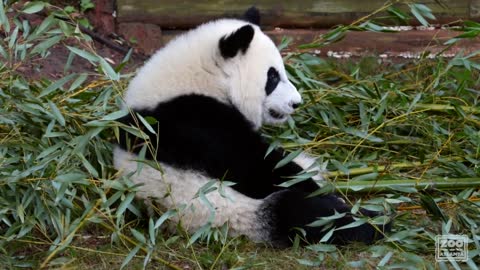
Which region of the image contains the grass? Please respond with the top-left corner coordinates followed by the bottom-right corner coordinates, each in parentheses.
top-left (0, 1), bottom-right (479, 269)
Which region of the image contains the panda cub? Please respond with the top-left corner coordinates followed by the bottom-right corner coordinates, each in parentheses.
top-left (114, 8), bottom-right (389, 247)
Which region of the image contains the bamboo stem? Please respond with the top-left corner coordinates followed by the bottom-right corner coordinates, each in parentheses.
top-left (326, 157), bottom-right (465, 177)
top-left (415, 103), bottom-right (480, 114)
top-left (326, 162), bottom-right (421, 177)
top-left (334, 178), bottom-right (480, 193)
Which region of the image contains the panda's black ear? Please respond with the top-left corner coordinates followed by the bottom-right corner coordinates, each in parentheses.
top-left (219, 25), bottom-right (255, 59)
top-left (243, 6), bottom-right (260, 25)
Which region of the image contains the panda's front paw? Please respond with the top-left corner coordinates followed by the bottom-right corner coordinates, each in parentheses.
top-left (328, 205), bottom-right (392, 245)
top-left (263, 191), bottom-right (392, 247)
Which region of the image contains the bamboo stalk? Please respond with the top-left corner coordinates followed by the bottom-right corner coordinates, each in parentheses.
top-left (326, 162), bottom-right (422, 177)
top-left (326, 157), bottom-right (465, 177)
top-left (334, 178), bottom-right (480, 193)
top-left (415, 103), bottom-right (480, 114)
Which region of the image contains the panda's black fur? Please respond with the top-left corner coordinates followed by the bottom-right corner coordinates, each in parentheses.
top-left (115, 7), bottom-right (390, 247)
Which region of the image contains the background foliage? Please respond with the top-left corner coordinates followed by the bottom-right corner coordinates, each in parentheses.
top-left (0, 1), bottom-right (479, 269)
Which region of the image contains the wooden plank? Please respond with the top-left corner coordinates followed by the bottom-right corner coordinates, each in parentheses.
top-left (157, 28), bottom-right (480, 59)
top-left (117, 0), bottom-right (475, 29)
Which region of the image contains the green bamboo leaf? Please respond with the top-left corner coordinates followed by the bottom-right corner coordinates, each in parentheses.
top-left (409, 4), bottom-right (430, 26)
top-left (387, 6), bottom-right (409, 21)
top-left (37, 142), bottom-right (63, 160)
top-left (188, 224), bottom-right (211, 246)
top-left (336, 219), bottom-right (367, 230)
top-left (130, 228), bottom-right (146, 244)
top-left (120, 245), bottom-right (141, 270)
top-left (378, 251), bottom-right (393, 267)
top-left (31, 35), bottom-right (63, 55)
top-left (306, 218), bottom-right (332, 228)
top-left (0, 44), bottom-right (7, 58)
top-left (330, 160), bottom-right (349, 176)
top-left (32, 15), bottom-right (55, 37)
top-left (154, 209), bottom-right (178, 229)
top-left (39, 73), bottom-right (76, 97)
top-left (274, 149), bottom-right (302, 169)
top-left (413, 3), bottom-right (436, 20)
top-left (68, 74), bottom-right (88, 91)
top-left (306, 243), bottom-right (337, 252)
top-left (116, 192), bottom-right (135, 217)
top-left (48, 100), bottom-right (66, 126)
top-left (64, 50), bottom-right (75, 72)
top-left (99, 58), bottom-right (119, 81)
top-left (66, 45), bottom-right (99, 63)
top-left (136, 113), bottom-right (156, 134)
top-left (8, 26), bottom-right (19, 49)
top-left (320, 227), bottom-right (335, 242)
top-left (54, 173), bottom-right (88, 184)
top-left (344, 128), bottom-right (384, 143)
top-left (78, 153), bottom-right (99, 178)
top-left (148, 218), bottom-right (156, 245)
top-left (0, 2), bottom-right (10, 32)
top-left (22, 1), bottom-right (45, 14)
top-left (420, 194), bottom-right (447, 222)
top-left (276, 176), bottom-right (310, 188)
top-left (102, 191), bottom-right (123, 208)
top-left (265, 140), bottom-right (280, 158)
top-left (97, 110), bottom-right (128, 121)
top-left (296, 259), bottom-right (321, 267)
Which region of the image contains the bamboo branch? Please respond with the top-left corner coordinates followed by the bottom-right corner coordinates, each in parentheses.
top-left (334, 178), bottom-right (480, 193)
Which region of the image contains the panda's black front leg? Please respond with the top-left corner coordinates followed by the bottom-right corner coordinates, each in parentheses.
top-left (261, 147), bottom-right (390, 247)
top-left (261, 189), bottom-right (390, 247)
top-left (264, 148), bottom-right (322, 193)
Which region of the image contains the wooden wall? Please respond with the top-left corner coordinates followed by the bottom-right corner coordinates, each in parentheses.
top-left (117, 0), bottom-right (480, 29)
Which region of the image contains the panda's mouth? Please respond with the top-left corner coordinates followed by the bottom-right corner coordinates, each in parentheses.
top-left (269, 109), bottom-right (286, 120)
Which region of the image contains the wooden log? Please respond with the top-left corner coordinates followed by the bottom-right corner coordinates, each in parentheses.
top-left (117, 0), bottom-right (480, 29)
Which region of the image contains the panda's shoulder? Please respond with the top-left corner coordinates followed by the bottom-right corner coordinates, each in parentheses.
top-left (140, 94), bottom-right (254, 130)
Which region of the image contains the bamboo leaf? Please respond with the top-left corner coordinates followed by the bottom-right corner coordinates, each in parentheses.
top-left (99, 58), bottom-right (119, 81)
top-left (274, 149), bottom-right (302, 169)
top-left (188, 223), bottom-right (211, 246)
top-left (22, 1), bottom-right (46, 14)
top-left (66, 46), bottom-right (99, 63)
top-left (116, 193), bottom-right (135, 217)
top-left (31, 35), bottom-right (62, 55)
top-left (48, 100), bottom-right (66, 126)
top-left (154, 209), bottom-right (178, 229)
top-left (120, 245), bottom-right (141, 270)
top-left (130, 228), bottom-right (146, 244)
top-left (39, 73), bottom-right (76, 97)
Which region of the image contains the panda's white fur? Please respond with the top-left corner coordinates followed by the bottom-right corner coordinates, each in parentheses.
top-left (115, 9), bottom-right (388, 247)
top-left (114, 148), bottom-right (270, 241)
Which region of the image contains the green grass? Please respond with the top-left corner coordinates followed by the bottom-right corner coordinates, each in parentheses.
top-left (1, 1), bottom-right (480, 269)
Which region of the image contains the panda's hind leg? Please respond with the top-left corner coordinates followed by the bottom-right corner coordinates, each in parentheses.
top-left (260, 190), bottom-right (390, 247)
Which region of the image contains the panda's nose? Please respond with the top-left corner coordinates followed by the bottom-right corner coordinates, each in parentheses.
top-left (290, 101), bottom-right (301, 109)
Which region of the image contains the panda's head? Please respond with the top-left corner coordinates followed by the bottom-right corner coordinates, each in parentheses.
top-left (217, 23), bottom-right (302, 128)
top-left (124, 9), bottom-right (302, 130)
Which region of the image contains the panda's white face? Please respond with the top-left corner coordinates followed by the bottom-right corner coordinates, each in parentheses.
top-left (262, 67), bottom-right (302, 125)
top-left (218, 23), bottom-right (302, 128)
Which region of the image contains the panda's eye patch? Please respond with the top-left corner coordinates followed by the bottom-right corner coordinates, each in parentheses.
top-left (265, 67), bottom-right (280, 96)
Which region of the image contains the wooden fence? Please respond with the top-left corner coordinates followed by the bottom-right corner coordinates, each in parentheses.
top-left (117, 0), bottom-right (480, 29)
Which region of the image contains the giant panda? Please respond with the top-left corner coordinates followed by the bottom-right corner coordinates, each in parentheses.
top-left (114, 8), bottom-right (390, 247)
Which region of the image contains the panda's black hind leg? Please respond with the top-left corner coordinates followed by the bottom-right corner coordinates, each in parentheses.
top-left (261, 190), bottom-right (391, 247)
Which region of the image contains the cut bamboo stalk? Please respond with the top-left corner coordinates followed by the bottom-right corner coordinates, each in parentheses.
top-left (334, 178), bottom-right (480, 193)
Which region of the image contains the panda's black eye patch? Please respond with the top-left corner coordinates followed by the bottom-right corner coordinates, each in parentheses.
top-left (265, 67), bottom-right (280, 96)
